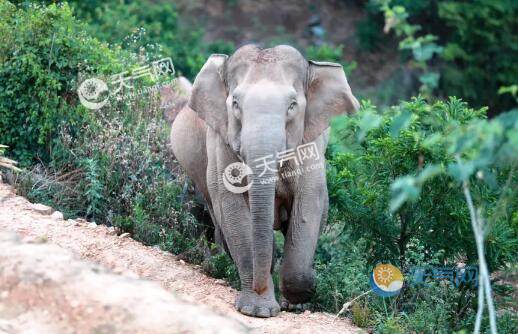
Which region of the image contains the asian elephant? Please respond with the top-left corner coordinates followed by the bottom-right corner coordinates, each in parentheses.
top-left (170, 45), bottom-right (358, 318)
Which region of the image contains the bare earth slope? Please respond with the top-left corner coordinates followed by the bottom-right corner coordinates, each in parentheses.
top-left (0, 231), bottom-right (246, 334)
top-left (0, 182), bottom-right (358, 334)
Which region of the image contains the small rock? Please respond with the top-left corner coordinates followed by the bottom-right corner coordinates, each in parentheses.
top-left (51, 211), bottom-right (64, 220)
top-left (23, 235), bottom-right (48, 244)
top-left (107, 227), bottom-right (117, 235)
top-left (179, 259), bottom-right (186, 265)
top-left (75, 218), bottom-right (87, 226)
top-left (113, 267), bottom-right (124, 274)
top-left (214, 279), bottom-right (228, 286)
top-left (119, 232), bottom-right (130, 239)
top-left (0, 291), bottom-right (9, 299)
top-left (303, 310), bottom-right (311, 315)
top-left (87, 222), bottom-right (97, 228)
top-left (30, 203), bottom-right (53, 215)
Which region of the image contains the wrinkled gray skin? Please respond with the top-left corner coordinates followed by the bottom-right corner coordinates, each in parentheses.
top-left (170, 45), bottom-right (358, 318)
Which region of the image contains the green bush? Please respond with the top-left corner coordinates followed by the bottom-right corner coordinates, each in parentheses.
top-left (327, 97), bottom-right (516, 270)
top-left (313, 230), bottom-right (370, 312)
top-left (68, 0), bottom-right (234, 80)
top-left (357, 0), bottom-right (517, 113)
top-left (322, 97), bottom-right (517, 332)
top-left (305, 43), bottom-right (357, 75)
top-left (2, 1), bottom-right (208, 263)
top-left (438, 0), bottom-right (518, 112)
top-left (0, 1), bottom-right (130, 164)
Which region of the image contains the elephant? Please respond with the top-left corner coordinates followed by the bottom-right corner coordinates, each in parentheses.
top-left (170, 44), bottom-right (359, 318)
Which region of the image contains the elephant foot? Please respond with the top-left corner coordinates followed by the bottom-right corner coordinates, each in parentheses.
top-left (235, 290), bottom-right (280, 318)
top-left (280, 296), bottom-right (310, 312)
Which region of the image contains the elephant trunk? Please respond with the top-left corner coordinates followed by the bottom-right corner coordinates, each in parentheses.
top-left (243, 116), bottom-right (284, 295)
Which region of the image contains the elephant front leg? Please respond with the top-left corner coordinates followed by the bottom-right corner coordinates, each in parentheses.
top-left (207, 130), bottom-right (279, 317)
top-left (217, 191), bottom-right (279, 317)
top-left (280, 171), bottom-right (328, 306)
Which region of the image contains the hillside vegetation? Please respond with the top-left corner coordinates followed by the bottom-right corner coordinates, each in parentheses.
top-left (0, 1), bottom-right (516, 333)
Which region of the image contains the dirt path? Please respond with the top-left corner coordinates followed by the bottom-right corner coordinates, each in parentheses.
top-left (0, 182), bottom-right (358, 333)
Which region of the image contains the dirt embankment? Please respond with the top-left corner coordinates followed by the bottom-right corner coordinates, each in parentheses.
top-left (0, 182), bottom-right (359, 334)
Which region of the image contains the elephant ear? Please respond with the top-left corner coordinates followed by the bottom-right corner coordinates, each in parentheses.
top-left (304, 60), bottom-right (359, 142)
top-left (189, 54), bottom-right (228, 139)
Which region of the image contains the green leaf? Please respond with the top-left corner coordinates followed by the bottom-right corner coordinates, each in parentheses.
top-left (447, 161), bottom-right (475, 182)
top-left (390, 176), bottom-right (420, 212)
top-left (416, 164), bottom-right (443, 183)
top-left (357, 112), bottom-right (382, 142)
top-left (413, 43), bottom-right (443, 62)
top-left (419, 72), bottom-right (440, 89)
top-left (389, 111), bottom-right (412, 137)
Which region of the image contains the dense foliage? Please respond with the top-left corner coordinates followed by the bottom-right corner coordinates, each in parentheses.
top-left (68, 0), bottom-right (234, 80)
top-left (357, 0), bottom-right (518, 113)
top-left (318, 98), bottom-right (517, 332)
top-left (0, 2), bottom-right (129, 164)
top-left (328, 98), bottom-right (516, 270)
top-left (0, 1), bottom-right (516, 333)
top-left (0, 1), bottom-right (208, 262)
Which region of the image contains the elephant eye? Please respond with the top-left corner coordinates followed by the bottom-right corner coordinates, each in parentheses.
top-left (288, 101), bottom-right (297, 111)
top-left (232, 98), bottom-right (241, 119)
top-left (232, 99), bottom-right (240, 110)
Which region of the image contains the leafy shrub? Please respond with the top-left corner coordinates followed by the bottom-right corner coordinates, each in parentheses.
top-left (203, 250), bottom-right (240, 288)
top-left (322, 97), bottom-right (517, 332)
top-left (313, 226), bottom-right (370, 312)
top-left (0, 1), bottom-right (130, 164)
top-left (438, 0), bottom-right (518, 112)
top-left (0, 145), bottom-right (20, 177)
top-left (68, 0), bottom-right (234, 80)
top-left (2, 1), bottom-right (208, 263)
top-left (305, 43), bottom-right (357, 75)
top-left (358, 0), bottom-right (518, 113)
top-left (327, 97), bottom-right (516, 270)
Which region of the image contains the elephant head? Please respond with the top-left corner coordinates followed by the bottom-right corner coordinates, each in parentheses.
top-left (189, 45), bottom-right (358, 296)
